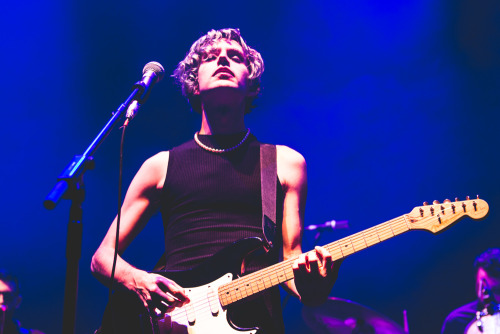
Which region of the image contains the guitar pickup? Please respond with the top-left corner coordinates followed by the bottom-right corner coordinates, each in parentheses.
top-left (186, 289), bottom-right (196, 325)
top-left (207, 286), bottom-right (219, 316)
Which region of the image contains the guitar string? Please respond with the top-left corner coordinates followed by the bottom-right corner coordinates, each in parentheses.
top-left (164, 203), bottom-right (471, 323)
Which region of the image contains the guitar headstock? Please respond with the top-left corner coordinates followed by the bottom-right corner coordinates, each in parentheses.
top-left (407, 196), bottom-right (489, 233)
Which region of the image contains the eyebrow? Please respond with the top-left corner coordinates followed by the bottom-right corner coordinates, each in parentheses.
top-left (205, 45), bottom-right (245, 57)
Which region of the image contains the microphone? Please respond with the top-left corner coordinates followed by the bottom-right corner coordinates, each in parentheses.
top-left (126, 61), bottom-right (165, 120)
top-left (305, 220), bottom-right (349, 231)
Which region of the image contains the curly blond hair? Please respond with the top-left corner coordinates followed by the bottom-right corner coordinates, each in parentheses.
top-left (172, 28), bottom-right (264, 114)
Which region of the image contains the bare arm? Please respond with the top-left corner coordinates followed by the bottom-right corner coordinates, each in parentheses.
top-left (91, 151), bottom-right (189, 310)
top-left (277, 145), bottom-right (341, 306)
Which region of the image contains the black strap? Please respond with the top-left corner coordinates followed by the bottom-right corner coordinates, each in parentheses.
top-left (260, 144), bottom-right (277, 250)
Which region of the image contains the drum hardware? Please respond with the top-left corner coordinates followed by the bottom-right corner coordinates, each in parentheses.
top-left (466, 279), bottom-right (500, 334)
top-left (302, 297), bottom-right (407, 334)
top-left (466, 304), bottom-right (500, 334)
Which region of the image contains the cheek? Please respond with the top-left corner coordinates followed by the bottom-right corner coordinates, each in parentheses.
top-left (238, 68), bottom-right (251, 84)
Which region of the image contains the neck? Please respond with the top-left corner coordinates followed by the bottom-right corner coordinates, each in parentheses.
top-left (199, 106), bottom-right (246, 135)
top-left (198, 88), bottom-right (247, 135)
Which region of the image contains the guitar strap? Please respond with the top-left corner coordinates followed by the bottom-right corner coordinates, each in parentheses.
top-left (260, 143), bottom-right (277, 251)
top-left (153, 143), bottom-right (277, 271)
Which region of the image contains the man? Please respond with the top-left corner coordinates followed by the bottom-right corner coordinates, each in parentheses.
top-left (441, 248), bottom-right (500, 334)
top-left (0, 270), bottom-right (44, 334)
top-left (91, 28), bottom-right (340, 333)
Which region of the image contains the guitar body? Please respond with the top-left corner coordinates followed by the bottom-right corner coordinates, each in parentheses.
top-left (101, 237), bottom-right (264, 334)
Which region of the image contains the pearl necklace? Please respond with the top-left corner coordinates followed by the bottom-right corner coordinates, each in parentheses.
top-left (194, 129), bottom-right (251, 153)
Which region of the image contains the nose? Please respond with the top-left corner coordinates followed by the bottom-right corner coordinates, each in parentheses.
top-left (217, 55), bottom-right (229, 67)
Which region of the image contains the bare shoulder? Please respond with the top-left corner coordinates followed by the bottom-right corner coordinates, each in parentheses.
top-left (143, 151), bottom-right (169, 169)
top-left (134, 151), bottom-right (170, 190)
top-left (276, 145), bottom-right (307, 190)
top-left (276, 145), bottom-right (306, 169)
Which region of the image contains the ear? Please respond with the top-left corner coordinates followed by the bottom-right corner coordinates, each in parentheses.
top-left (246, 89), bottom-right (258, 98)
top-left (14, 295), bottom-right (22, 309)
top-left (246, 80), bottom-right (259, 98)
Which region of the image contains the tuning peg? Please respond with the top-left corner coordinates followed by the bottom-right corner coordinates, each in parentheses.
top-left (444, 199), bottom-right (451, 203)
top-left (423, 201), bottom-right (429, 206)
top-left (476, 194), bottom-right (480, 199)
top-left (455, 197), bottom-right (459, 202)
top-left (433, 200), bottom-right (440, 204)
top-left (466, 196), bottom-right (470, 200)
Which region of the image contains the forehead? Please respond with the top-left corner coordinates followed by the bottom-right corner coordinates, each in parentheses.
top-left (204, 39), bottom-right (245, 54)
top-left (0, 280), bottom-right (14, 293)
top-left (477, 267), bottom-right (500, 284)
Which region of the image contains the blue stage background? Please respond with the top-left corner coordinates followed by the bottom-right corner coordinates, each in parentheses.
top-left (2, 0), bottom-right (499, 333)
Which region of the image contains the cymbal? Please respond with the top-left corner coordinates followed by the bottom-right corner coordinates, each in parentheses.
top-left (302, 297), bottom-right (406, 334)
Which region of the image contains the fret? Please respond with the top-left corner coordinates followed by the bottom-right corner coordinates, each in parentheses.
top-left (350, 233), bottom-right (366, 252)
top-left (392, 218), bottom-right (409, 234)
top-left (338, 236), bottom-right (356, 256)
top-left (325, 241), bottom-right (343, 260)
top-left (363, 228), bottom-right (380, 247)
top-left (375, 224), bottom-right (393, 242)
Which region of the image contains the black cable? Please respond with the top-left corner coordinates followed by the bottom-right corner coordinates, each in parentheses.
top-left (0, 306), bottom-right (5, 334)
top-left (108, 121), bottom-right (128, 333)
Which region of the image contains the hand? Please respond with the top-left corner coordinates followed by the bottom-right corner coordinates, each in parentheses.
top-left (131, 271), bottom-right (190, 313)
top-left (292, 246), bottom-right (341, 306)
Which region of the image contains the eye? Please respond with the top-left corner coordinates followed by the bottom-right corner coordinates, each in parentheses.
top-left (202, 54), bottom-right (216, 62)
top-left (231, 55), bottom-right (244, 63)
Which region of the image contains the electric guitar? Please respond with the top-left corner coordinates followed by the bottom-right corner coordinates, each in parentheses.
top-left (100, 197), bottom-right (489, 334)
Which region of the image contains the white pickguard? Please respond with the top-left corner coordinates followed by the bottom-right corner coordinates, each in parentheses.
top-left (155, 273), bottom-right (257, 334)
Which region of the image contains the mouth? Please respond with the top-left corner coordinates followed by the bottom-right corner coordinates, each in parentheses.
top-left (213, 67), bottom-right (234, 77)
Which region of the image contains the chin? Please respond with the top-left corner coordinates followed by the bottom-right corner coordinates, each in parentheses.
top-left (203, 85), bottom-right (246, 95)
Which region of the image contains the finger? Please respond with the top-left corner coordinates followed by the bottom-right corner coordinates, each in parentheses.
top-left (297, 254), bottom-right (308, 271)
top-left (315, 246), bottom-right (333, 270)
top-left (292, 259), bottom-right (299, 271)
top-left (169, 286), bottom-right (190, 304)
top-left (163, 283), bottom-right (189, 302)
top-left (139, 291), bottom-right (152, 309)
top-left (307, 251), bottom-right (319, 273)
top-left (156, 276), bottom-right (190, 302)
top-left (292, 254), bottom-right (307, 273)
top-left (158, 286), bottom-right (184, 303)
top-left (148, 298), bottom-right (168, 314)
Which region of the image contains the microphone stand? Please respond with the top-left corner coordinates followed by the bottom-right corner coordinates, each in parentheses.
top-left (44, 86), bottom-right (143, 334)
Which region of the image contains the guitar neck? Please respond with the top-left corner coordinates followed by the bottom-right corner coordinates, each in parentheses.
top-left (219, 214), bottom-right (410, 306)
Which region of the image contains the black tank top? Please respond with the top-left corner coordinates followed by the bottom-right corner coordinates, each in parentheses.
top-left (160, 132), bottom-right (285, 333)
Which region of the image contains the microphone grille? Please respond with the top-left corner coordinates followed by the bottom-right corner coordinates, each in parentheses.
top-left (143, 61), bottom-right (165, 82)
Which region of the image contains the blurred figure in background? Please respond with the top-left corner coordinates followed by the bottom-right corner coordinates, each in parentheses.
top-left (441, 248), bottom-right (500, 334)
top-left (0, 270), bottom-right (44, 334)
